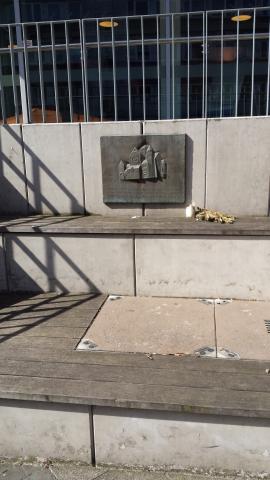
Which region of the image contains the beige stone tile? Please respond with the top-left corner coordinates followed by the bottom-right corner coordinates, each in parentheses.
top-left (81, 296), bottom-right (215, 355)
top-left (216, 300), bottom-right (270, 360)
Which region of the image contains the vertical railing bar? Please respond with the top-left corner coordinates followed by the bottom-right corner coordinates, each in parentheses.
top-left (22, 23), bottom-right (32, 123)
top-left (141, 16), bottom-right (146, 121)
top-left (36, 23), bottom-right (46, 122)
top-left (202, 11), bottom-right (205, 118)
top-left (156, 15), bottom-right (160, 120)
top-left (0, 56), bottom-right (6, 123)
top-left (65, 21), bottom-right (73, 122)
top-left (126, 17), bottom-right (132, 121)
top-left (8, 25), bottom-right (19, 122)
top-left (266, 18), bottom-right (270, 116)
top-left (235, 9), bottom-right (239, 117)
top-left (96, 19), bottom-right (103, 121)
top-left (251, 9), bottom-right (256, 116)
top-left (220, 10), bottom-right (224, 117)
top-left (187, 13), bottom-right (190, 119)
top-left (172, 14), bottom-right (175, 119)
top-left (205, 11), bottom-right (208, 118)
top-left (50, 22), bottom-right (60, 123)
top-left (111, 17), bottom-right (117, 121)
top-left (80, 19), bottom-right (87, 121)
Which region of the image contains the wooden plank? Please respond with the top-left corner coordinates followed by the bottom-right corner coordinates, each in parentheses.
top-left (1, 359), bottom-right (270, 394)
top-left (0, 311), bottom-right (96, 328)
top-left (0, 325), bottom-right (85, 339)
top-left (0, 344), bottom-right (269, 376)
top-left (0, 374), bottom-right (270, 418)
top-left (1, 336), bottom-right (77, 350)
top-left (1, 216), bottom-right (270, 236)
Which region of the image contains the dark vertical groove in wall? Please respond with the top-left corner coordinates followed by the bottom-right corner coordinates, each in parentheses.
top-left (89, 405), bottom-right (96, 466)
top-left (20, 124), bottom-right (30, 214)
top-left (204, 119), bottom-right (208, 208)
top-left (79, 123), bottom-right (87, 214)
top-left (2, 234), bottom-right (10, 292)
top-left (141, 121), bottom-right (144, 135)
top-left (133, 235), bottom-right (137, 296)
top-left (214, 302), bottom-right (218, 359)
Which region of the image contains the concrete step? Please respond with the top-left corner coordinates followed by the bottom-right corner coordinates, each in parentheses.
top-left (0, 215), bottom-right (270, 299)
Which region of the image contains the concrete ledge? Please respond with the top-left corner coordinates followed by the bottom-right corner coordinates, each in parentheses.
top-left (4, 234), bottom-right (134, 294)
top-left (0, 399), bottom-right (91, 462)
top-left (135, 235), bottom-right (270, 300)
top-left (94, 407), bottom-right (270, 473)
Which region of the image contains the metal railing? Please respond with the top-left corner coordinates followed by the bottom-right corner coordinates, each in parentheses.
top-left (0, 6), bottom-right (269, 124)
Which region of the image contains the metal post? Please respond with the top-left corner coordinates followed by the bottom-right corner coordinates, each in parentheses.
top-left (22, 23), bottom-right (32, 123)
top-left (156, 15), bottom-right (160, 120)
top-left (220, 10), bottom-right (224, 117)
top-left (126, 17), bottom-right (132, 121)
top-left (80, 19), bottom-right (87, 121)
top-left (141, 16), bottom-right (146, 121)
top-left (36, 23), bottom-right (46, 122)
top-left (8, 25), bottom-right (19, 122)
top-left (172, 14), bottom-right (175, 119)
top-left (205, 11), bottom-right (208, 117)
top-left (202, 11), bottom-right (205, 118)
top-left (111, 18), bottom-right (117, 121)
top-left (96, 19), bottom-right (103, 121)
top-left (235, 10), bottom-right (239, 117)
top-left (266, 18), bottom-right (270, 116)
top-left (65, 21), bottom-right (73, 122)
top-left (13, 0), bottom-right (29, 123)
top-left (50, 22), bottom-right (60, 122)
top-left (251, 9), bottom-right (256, 116)
top-left (187, 13), bottom-right (190, 119)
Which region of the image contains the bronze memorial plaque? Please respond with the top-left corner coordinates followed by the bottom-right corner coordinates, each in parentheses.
top-left (100, 134), bottom-right (186, 204)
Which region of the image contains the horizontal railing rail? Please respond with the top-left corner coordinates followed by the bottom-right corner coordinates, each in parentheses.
top-left (0, 7), bottom-right (269, 124)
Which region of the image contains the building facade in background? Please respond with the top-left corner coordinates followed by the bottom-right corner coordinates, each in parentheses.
top-left (0, 0), bottom-right (270, 123)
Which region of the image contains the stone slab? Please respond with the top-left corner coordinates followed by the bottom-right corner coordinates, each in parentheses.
top-left (101, 135), bottom-right (186, 204)
top-left (22, 124), bottom-right (84, 214)
top-left (81, 122), bottom-right (142, 215)
top-left (216, 300), bottom-right (270, 361)
top-left (94, 407), bottom-right (270, 473)
top-left (0, 234), bottom-right (7, 291)
top-left (5, 234), bottom-right (134, 294)
top-left (143, 120), bottom-right (207, 216)
top-left (136, 236), bottom-right (270, 300)
top-left (81, 296), bottom-right (215, 354)
top-left (206, 117), bottom-right (270, 216)
top-left (0, 125), bottom-right (28, 215)
top-left (0, 400), bottom-right (91, 462)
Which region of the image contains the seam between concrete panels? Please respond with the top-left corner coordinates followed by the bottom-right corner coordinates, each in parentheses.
top-left (89, 405), bottom-right (96, 466)
top-left (79, 123), bottom-right (87, 214)
top-left (2, 234), bottom-right (10, 292)
top-left (20, 124), bottom-right (30, 214)
top-left (204, 119), bottom-right (209, 208)
top-left (141, 121), bottom-right (144, 135)
top-left (133, 235), bottom-right (137, 296)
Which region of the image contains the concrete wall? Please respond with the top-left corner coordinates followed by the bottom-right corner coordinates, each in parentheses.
top-left (1, 399), bottom-right (270, 473)
top-left (94, 407), bottom-right (270, 473)
top-left (0, 116), bottom-right (269, 217)
top-left (0, 400), bottom-right (91, 462)
top-left (4, 234), bottom-right (134, 295)
top-left (0, 231), bottom-right (269, 300)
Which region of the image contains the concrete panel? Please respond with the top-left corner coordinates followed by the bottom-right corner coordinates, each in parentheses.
top-left (0, 125), bottom-right (28, 215)
top-left (136, 235), bottom-right (270, 300)
top-left (5, 234), bottom-right (134, 294)
top-left (0, 400), bottom-right (91, 462)
top-left (22, 124), bottom-right (84, 214)
top-left (0, 234), bottom-right (7, 291)
top-left (206, 117), bottom-right (270, 216)
top-left (94, 407), bottom-right (270, 473)
top-left (81, 122), bottom-right (142, 216)
top-left (143, 119), bottom-right (207, 216)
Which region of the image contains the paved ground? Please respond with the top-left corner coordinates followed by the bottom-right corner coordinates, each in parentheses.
top-left (79, 296), bottom-right (270, 360)
top-left (0, 460), bottom-right (239, 480)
